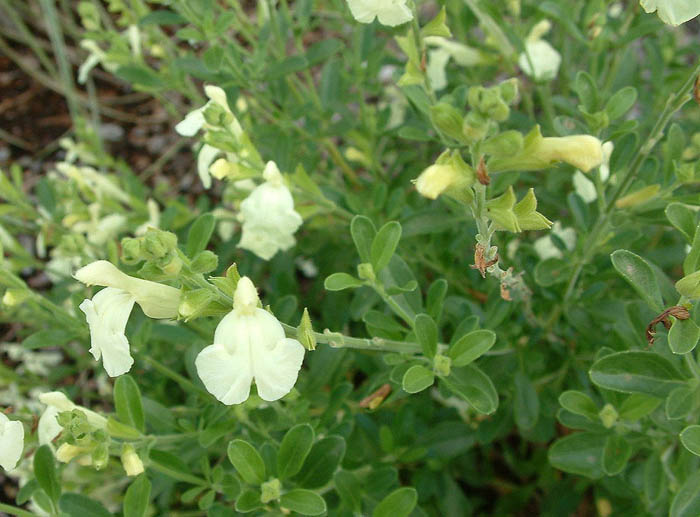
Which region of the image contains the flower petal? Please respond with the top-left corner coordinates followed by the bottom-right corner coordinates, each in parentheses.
top-left (197, 144), bottom-right (220, 189)
top-left (175, 108), bottom-right (206, 136)
top-left (195, 343), bottom-right (253, 405)
top-left (376, 2), bottom-right (413, 26)
top-left (0, 413), bottom-right (24, 471)
top-left (252, 338), bottom-right (305, 401)
top-left (38, 406), bottom-right (62, 445)
top-left (79, 287), bottom-right (135, 377)
top-left (347, 0), bottom-right (378, 23)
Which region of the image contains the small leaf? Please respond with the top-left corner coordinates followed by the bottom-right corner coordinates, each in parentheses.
top-left (402, 365), bottom-right (435, 394)
top-left (277, 424), bottom-right (315, 480)
top-left (558, 391), bottom-right (598, 420)
top-left (670, 470), bottom-right (700, 517)
top-left (666, 386), bottom-right (695, 420)
top-left (413, 313), bottom-right (438, 358)
top-left (114, 375), bottom-right (145, 433)
top-left (548, 432), bottom-right (606, 479)
top-left (293, 436), bottom-right (346, 489)
top-left (280, 489), bottom-right (327, 516)
top-left (186, 213), bottom-right (216, 257)
top-left (123, 474), bottom-right (151, 517)
top-left (513, 372), bottom-right (539, 431)
top-left (334, 470), bottom-right (362, 512)
top-left (371, 221), bottom-right (402, 273)
top-left (34, 445), bottom-right (60, 502)
top-left (58, 494), bottom-right (111, 517)
top-left (680, 425), bottom-right (700, 457)
top-left (589, 351), bottom-right (684, 397)
top-left (324, 273), bottom-right (364, 291)
top-left (666, 203), bottom-right (697, 243)
top-left (605, 86), bottom-right (637, 120)
top-left (610, 250), bottom-right (664, 312)
top-left (351, 215), bottom-right (376, 263)
top-left (235, 489), bottom-right (262, 513)
top-left (668, 318), bottom-right (700, 354)
top-left (227, 440), bottom-right (265, 485)
top-left (618, 393), bottom-right (662, 421)
top-left (441, 364), bottom-right (498, 415)
top-left (448, 330), bottom-right (496, 367)
top-left (373, 487), bottom-right (418, 517)
top-left (602, 434), bottom-right (631, 475)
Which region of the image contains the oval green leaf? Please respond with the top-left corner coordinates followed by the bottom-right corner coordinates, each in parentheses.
top-left (373, 487), bottom-right (418, 517)
top-left (448, 329), bottom-right (496, 367)
top-left (402, 365), bottom-right (435, 394)
top-left (441, 364), bottom-right (498, 415)
top-left (589, 351), bottom-right (684, 397)
top-left (227, 440), bottom-right (265, 485)
top-left (277, 424), bottom-right (315, 480)
top-left (280, 489), bottom-right (327, 516)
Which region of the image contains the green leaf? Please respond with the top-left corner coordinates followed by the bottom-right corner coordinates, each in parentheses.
top-left (114, 375), bottom-right (145, 433)
top-left (280, 489), bottom-right (327, 516)
top-left (421, 7), bottom-right (451, 38)
top-left (34, 445), bottom-right (60, 502)
top-left (413, 313), bottom-right (438, 358)
top-left (373, 487), bottom-right (417, 517)
top-left (574, 71), bottom-right (598, 112)
top-left (334, 470), bottom-right (362, 512)
top-left (293, 436), bottom-right (346, 489)
top-left (402, 365), bottom-right (435, 394)
top-left (277, 424), bottom-right (315, 480)
top-left (513, 372), bottom-right (539, 431)
top-left (558, 391), bottom-right (599, 420)
top-left (448, 330), bottom-right (496, 367)
top-left (235, 489), bottom-right (262, 513)
top-left (668, 318), bottom-right (700, 354)
top-left (534, 258), bottom-right (571, 287)
top-left (602, 434), bottom-right (631, 475)
top-left (123, 474), bottom-right (151, 517)
top-left (139, 10), bottom-right (186, 25)
top-left (618, 393), bottom-right (662, 420)
top-left (666, 386), bottom-right (695, 420)
top-left (324, 273), bottom-right (364, 291)
top-left (115, 65), bottom-right (164, 89)
top-left (680, 425), bottom-right (700, 456)
top-left (58, 493), bottom-right (111, 517)
top-left (22, 329), bottom-right (74, 350)
top-left (227, 440), bottom-right (265, 485)
top-left (441, 364), bottom-right (498, 415)
top-left (350, 215), bottom-right (376, 263)
top-left (589, 351), bottom-right (685, 397)
top-left (605, 86), bottom-right (637, 120)
top-left (666, 203), bottom-right (697, 243)
top-left (149, 450), bottom-right (206, 486)
top-left (426, 278), bottom-right (448, 322)
top-left (671, 470), bottom-right (700, 517)
top-left (610, 250), bottom-right (664, 312)
top-left (371, 221), bottom-right (402, 273)
top-left (186, 213), bottom-right (216, 258)
top-left (548, 432), bottom-right (606, 479)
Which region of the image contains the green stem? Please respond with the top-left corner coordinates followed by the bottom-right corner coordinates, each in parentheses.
top-left (0, 503), bottom-right (37, 517)
top-left (563, 60), bottom-right (700, 304)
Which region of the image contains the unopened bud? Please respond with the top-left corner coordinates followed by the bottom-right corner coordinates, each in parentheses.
top-left (615, 185), bottom-right (660, 209)
top-left (56, 443), bottom-right (88, 463)
top-left (190, 250), bottom-right (218, 274)
top-left (121, 444), bottom-right (144, 476)
top-left (433, 354), bottom-right (451, 377)
top-left (260, 478), bottom-right (281, 503)
top-left (598, 403), bottom-right (618, 429)
top-left (142, 229), bottom-right (177, 260)
top-left (2, 288), bottom-right (29, 307)
top-left (430, 103), bottom-right (466, 142)
top-left (357, 262), bottom-right (376, 282)
top-left (92, 442), bottom-right (109, 470)
top-left (121, 238), bottom-right (142, 264)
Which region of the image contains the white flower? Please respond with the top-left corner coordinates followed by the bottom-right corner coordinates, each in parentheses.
top-left (534, 221), bottom-right (576, 260)
top-left (75, 261), bottom-right (180, 376)
top-left (238, 162), bottom-right (303, 260)
top-left (75, 260), bottom-right (180, 319)
top-left (39, 392), bottom-right (107, 433)
top-left (195, 277), bottom-right (305, 405)
top-left (38, 407), bottom-right (62, 445)
top-left (346, 0), bottom-right (413, 27)
top-left (79, 288), bottom-right (136, 377)
top-left (640, 0), bottom-right (700, 25)
top-left (599, 141), bottom-right (614, 182)
top-left (518, 21), bottom-right (561, 81)
top-left (175, 85), bottom-right (244, 138)
top-left (573, 170), bottom-right (597, 203)
top-left (0, 412), bottom-right (24, 471)
top-left (425, 37), bottom-right (486, 91)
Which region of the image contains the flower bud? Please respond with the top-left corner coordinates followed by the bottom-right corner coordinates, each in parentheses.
top-left (56, 443), bottom-right (89, 463)
top-left (462, 112), bottom-right (490, 144)
top-left (488, 126), bottom-right (603, 174)
top-left (429, 103), bottom-right (466, 142)
top-left (2, 289), bottom-right (29, 307)
top-left (142, 229), bottom-right (177, 260)
top-left (433, 354), bottom-right (451, 377)
top-left (499, 79), bottom-right (519, 104)
top-left (121, 444), bottom-right (144, 476)
top-left (357, 262), bottom-right (376, 282)
top-left (92, 441), bottom-right (109, 470)
top-left (297, 308), bottom-right (317, 351)
top-left (598, 403), bottom-right (618, 429)
top-left (260, 478), bottom-right (281, 503)
top-left (121, 238), bottom-right (142, 264)
top-left (158, 254), bottom-right (183, 277)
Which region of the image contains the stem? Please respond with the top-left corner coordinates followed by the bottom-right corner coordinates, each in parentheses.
top-left (0, 504), bottom-right (36, 517)
top-left (140, 355), bottom-right (212, 399)
top-left (563, 61), bottom-right (700, 304)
